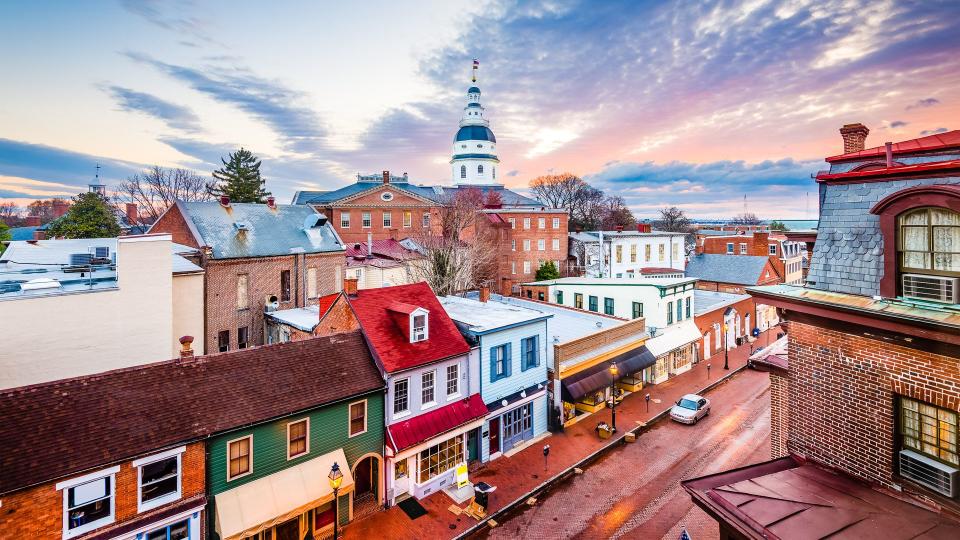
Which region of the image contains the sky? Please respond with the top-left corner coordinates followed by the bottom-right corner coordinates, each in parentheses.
top-left (1, 0), bottom-right (958, 219)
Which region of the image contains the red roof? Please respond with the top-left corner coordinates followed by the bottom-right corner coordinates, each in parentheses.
top-left (347, 282), bottom-right (471, 373)
top-left (316, 292), bottom-right (341, 319)
top-left (344, 238), bottom-right (418, 260)
top-left (816, 159), bottom-right (960, 181)
top-left (826, 129), bottom-right (960, 162)
top-left (387, 394), bottom-right (487, 452)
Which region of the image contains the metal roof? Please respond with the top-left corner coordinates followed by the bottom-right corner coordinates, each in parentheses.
top-left (693, 290), bottom-right (751, 316)
top-left (176, 201), bottom-right (344, 259)
top-left (440, 295), bottom-right (551, 334)
top-left (685, 254), bottom-right (772, 285)
top-left (455, 125), bottom-right (496, 143)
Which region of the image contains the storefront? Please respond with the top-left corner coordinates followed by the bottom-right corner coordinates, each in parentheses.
top-left (213, 449), bottom-right (354, 540)
top-left (559, 345), bottom-right (656, 425)
top-left (645, 321), bottom-right (701, 383)
top-left (123, 507), bottom-right (204, 540)
top-left (481, 385), bottom-right (548, 460)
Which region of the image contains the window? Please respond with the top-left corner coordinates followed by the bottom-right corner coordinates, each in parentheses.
top-left (552, 238), bottom-right (560, 251)
top-left (556, 290), bottom-right (564, 304)
top-left (574, 293), bottom-right (583, 309)
top-left (538, 291), bottom-right (544, 301)
top-left (512, 239), bottom-right (516, 251)
top-left (307, 267), bottom-right (317, 299)
top-left (588, 295), bottom-right (598, 312)
top-left (411, 313), bottom-right (427, 342)
top-left (524, 218), bottom-right (531, 229)
top-left (236, 274), bottom-right (248, 310)
top-left (422, 371), bottom-right (436, 405)
top-left (136, 448), bottom-right (182, 512)
top-left (287, 419), bottom-right (309, 458)
top-left (673, 243), bottom-right (679, 260)
top-left (658, 244), bottom-right (665, 262)
top-left (645, 244), bottom-right (651, 262)
top-left (739, 243), bottom-right (748, 254)
top-left (523, 261), bottom-right (531, 274)
top-left (632, 302), bottom-right (643, 319)
top-left (522, 336), bottom-right (539, 370)
top-left (281, 270), bottom-right (291, 302)
top-left (237, 326), bottom-right (248, 349)
top-left (490, 343), bottom-right (511, 381)
top-left (403, 211), bottom-right (412, 228)
top-left (538, 217), bottom-right (545, 229)
top-left (538, 239), bottom-right (545, 251)
top-left (341, 212), bottom-right (351, 228)
top-left (145, 519), bottom-right (190, 540)
top-left (615, 245), bottom-right (622, 263)
top-left (899, 208), bottom-right (960, 276)
top-left (553, 217), bottom-right (560, 229)
top-left (418, 436), bottom-right (463, 482)
top-left (383, 212), bottom-right (392, 228)
top-left (60, 468), bottom-right (117, 537)
top-left (676, 299), bottom-right (683, 321)
top-left (394, 460), bottom-right (408, 479)
top-left (447, 364), bottom-right (460, 396)
top-left (900, 396), bottom-right (958, 465)
top-left (511, 261), bottom-right (516, 274)
top-left (630, 244), bottom-right (637, 262)
top-left (478, 164), bottom-right (484, 174)
top-left (524, 239), bottom-right (531, 251)
top-left (422, 212), bottom-right (431, 228)
top-left (362, 212), bottom-right (371, 228)
top-left (769, 244), bottom-right (777, 255)
top-left (604, 297), bottom-right (615, 315)
top-left (349, 400), bottom-right (367, 437)
top-left (685, 297), bottom-right (691, 318)
top-left (667, 301), bottom-right (674, 324)
top-left (218, 330), bottom-right (229, 353)
top-left (394, 378), bottom-right (409, 415)
top-left (509, 218), bottom-right (516, 229)
top-left (726, 243), bottom-right (734, 254)
top-left (227, 436), bottom-right (252, 480)
top-left (460, 165), bottom-right (467, 178)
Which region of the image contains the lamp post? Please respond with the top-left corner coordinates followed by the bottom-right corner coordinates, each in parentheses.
top-left (609, 362), bottom-right (619, 432)
top-left (329, 462), bottom-right (343, 540)
top-left (723, 323), bottom-right (730, 370)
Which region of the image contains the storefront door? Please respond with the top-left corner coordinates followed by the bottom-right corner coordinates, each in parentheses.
top-left (502, 403), bottom-right (533, 452)
top-left (489, 417), bottom-right (501, 454)
top-left (467, 428), bottom-right (479, 462)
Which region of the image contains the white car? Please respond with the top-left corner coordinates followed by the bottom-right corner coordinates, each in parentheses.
top-left (670, 393), bottom-right (711, 424)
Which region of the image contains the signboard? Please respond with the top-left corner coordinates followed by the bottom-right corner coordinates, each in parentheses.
top-left (456, 463), bottom-right (469, 488)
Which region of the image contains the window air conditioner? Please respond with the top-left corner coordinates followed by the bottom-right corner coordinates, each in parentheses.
top-left (902, 274), bottom-right (959, 304)
top-left (899, 449), bottom-right (959, 498)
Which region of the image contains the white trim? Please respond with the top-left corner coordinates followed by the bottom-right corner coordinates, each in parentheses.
top-left (484, 387), bottom-right (546, 420)
top-left (112, 505), bottom-right (203, 540)
top-left (348, 399), bottom-right (368, 438)
top-left (286, 417), bottom-right (311, 460)
top-left (56, 465), bottom-right (120, 491)
top-left (226, 435), bottom-right (253, 481)
top-left (136, 449), bottom-right (183, 513)
top-left (60, 467), bottom-right (118, 538)
top-left (132, 446), bottom-right (186, 468)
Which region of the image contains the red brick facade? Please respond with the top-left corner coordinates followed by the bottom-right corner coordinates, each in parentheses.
top-left (693, 296), bottom-right (756, 358)
top-left (0, 442), bottom-right (206, 540)
top-left (484, 210), bottom-right (569, 294)
top-left (312, 183), bottom-right (442, 244)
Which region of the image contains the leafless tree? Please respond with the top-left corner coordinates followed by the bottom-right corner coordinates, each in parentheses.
top-left (0, 202), bottom-right (22, 226)
top-left (529, 173), bottom-right (588, 212)
top-left (731, 212), bottom-right (761, 225)
top-left (598, 196), bottom-right (637, 230)
top-left (654, 206), bottom-right (693, 233)
top-left (27, 200), bottom-right (56, 222)
top-left (116, 166), bottom-right (211, 224)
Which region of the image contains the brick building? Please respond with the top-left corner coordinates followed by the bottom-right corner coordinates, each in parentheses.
top-left (150, 198), bottom-right (345, 353)
top-left (696, 230), bottom-right (805, 285)
top-left (685, 252), bottom-right (782, 293)
top-left (684, 127), bottom-right (960, 537)
top-left (692, 289), bottom-right (760, 362)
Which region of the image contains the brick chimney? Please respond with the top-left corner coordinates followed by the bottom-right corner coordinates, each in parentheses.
top-left (637, 223), bottom-right (651, 233)
top-left (178, 336), bottom-right (195, 361)
top-left (266, 196), bottom-right (276, 209)
top-left (839, 123), bottom-right (869, 154)
top-left (479, 285), bottom-right (490, 303)
top-left (25, 215), bottom-right (41, 227)
top-left (220, 195), bottom-right (231, 207)
top-left (753, 231), bottom-right (770, 256)
top-left (615, 225), bottom-right (623, 233)
top-left (52, 199), bottom-right (69, 218)
top-left (344, 277), bottom-right (359, 297)
top-left (125, 203), bottom-right (138, 224)
top-left (382, 170), bottom-right (390, 184)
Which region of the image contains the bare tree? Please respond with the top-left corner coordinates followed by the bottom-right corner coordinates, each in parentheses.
top-left (529, 173), bottom-right (587, 212)
top-left (598, 196), bottom-right (637, 230)
top-left (116, 166), bottom-right (211, 224)
top-left (27, 200), bottom-right (56, 222)
top-left (731, 212), bottom-right (761, 225)
top-left (0, 202), bottom-right (22, 226)
top-left (654, 206), bottom-right (693, 233)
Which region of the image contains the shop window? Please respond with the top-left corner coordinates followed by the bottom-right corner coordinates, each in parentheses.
top-left (287, 418), bottom-right (309, 459)
top-left (418, 436), bottom-right (463, 483)
top-left (393, 378), bottom-right (409, 415)
top-left (137, 450), bottom-right (181, 511)
top-left (218, 330), bottom-right (230, 353)
top-left (604, 297), bottom-right (615, 316)
top-left (227, 436), bottom-right (252, 480)
top-left (588, 296), bottom-right (598, 312)
top-left (61, 469), bottom-right (116, 537)
top-left (280, 270), bottom-right (291, 302)
top-left (237, 326), bottom-right (248, 349)
top-left (349, 400), bottom-right (367, 437)
top-left (145, 519), bottom-right (189, 540)
top-left (521, 336), bottom-right (539, 370)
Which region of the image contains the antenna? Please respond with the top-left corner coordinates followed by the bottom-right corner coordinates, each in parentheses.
top-left (95, 163), bottom-right (101, 180)
top-left (472, 58), bottom-right (479, 83)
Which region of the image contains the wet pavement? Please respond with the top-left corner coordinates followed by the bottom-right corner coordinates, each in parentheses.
top-left (481, 368), bottom-right (771, 540)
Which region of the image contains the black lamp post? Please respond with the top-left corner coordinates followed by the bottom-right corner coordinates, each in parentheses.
top-left (329, 462), bottom-right (343, 540)
top-left (723, 323), bottom-right (730, 370)
top-left (609, 362), bottom-right (619, 432)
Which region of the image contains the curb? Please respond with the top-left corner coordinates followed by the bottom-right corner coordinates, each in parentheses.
top-left (454, 363), bottom-right (750, 539)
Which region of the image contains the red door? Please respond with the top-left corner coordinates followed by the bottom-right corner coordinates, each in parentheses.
top-left (489, 417), bottom-right (500, 454)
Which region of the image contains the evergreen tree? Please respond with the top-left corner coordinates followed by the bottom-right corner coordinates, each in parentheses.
top-left (46, 192), bottom-right (122, 239)
top-left (535, 260), bottom-right (561, 281)
top-left (0, 220), bottom-right (10, 255)
top-left (207, 148), bottom-right (271, 203)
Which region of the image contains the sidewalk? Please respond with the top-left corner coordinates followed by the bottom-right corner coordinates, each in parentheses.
top-left (342, 326), bottom-right (782, 539)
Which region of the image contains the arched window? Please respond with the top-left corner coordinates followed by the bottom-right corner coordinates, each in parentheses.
top-left (478, 164), bottom-right (484, 174)
top-left (460, 165), bottom-right (466, 179)
top-left (898, 207), bottom-right (960, 275)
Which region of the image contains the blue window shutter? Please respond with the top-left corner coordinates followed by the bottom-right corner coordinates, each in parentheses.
top-left (533, 335), bottom-right (540, 367)
top-left (505, 342), bottom-right (513, 377)
top-left (520, 338), bottom-right (529, 372)
top-left (490, 346), bottom-right (498, 382)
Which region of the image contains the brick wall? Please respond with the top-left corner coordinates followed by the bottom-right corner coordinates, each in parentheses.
top-left (770, 373), bottom-right (789, 458)
top-left (0, 442), bottom-right (205, 539)
top-left (205, 252), bottom-right (343, 353)
top-left (520, 284), bottom-right (550, 302)
top-left (785, 318), bottom-right (960, 504)
top-left (490, 212), bottom-right (569, 294)
top-left (694, 280), bottom-right (751, 294)
top-left (693, 296), bottom-right (756, 356)
top-left (150, 204), bottom-right (200, 248)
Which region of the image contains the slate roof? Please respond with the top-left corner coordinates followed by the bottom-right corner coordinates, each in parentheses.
top-left (293, 182), bottom-right (542, 207)
top-left (826, 129), bottom-right (960, 162)
top-left (0, 331), bottom-right (383, 495)
top-left (693, 290), bottom-right (751, 316)
top-left (685, 254), bottom-right (774, 286)
top-left (168, 201), bottom-right (344, 259)
top-left (386, 394), bottom-right (487, 452)
top-left (345, 282), bottom-right (471, 373)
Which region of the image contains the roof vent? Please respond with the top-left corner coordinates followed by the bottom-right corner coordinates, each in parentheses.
top-left (21, 278), bottom-right (61, 291)
top-left (234, 221), bottom-right (250, 232)
top-left (303, 213), bottom-right (328, 229)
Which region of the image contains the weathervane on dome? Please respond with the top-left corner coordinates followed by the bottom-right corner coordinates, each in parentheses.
top-left (472, 58), bottom-right (479, 83)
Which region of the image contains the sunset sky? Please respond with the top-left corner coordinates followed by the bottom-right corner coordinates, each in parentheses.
top-left (1, 0), bottom-right (958, 218)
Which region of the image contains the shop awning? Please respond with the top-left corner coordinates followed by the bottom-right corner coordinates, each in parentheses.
top-left (646, 320), bottom-right (701, 358)
top-left (387, 394), bottom-right (488, 453)
top-left (561, 345), bottom-right (656, 402)
top-left (215, 448), bottom-right (355, 540)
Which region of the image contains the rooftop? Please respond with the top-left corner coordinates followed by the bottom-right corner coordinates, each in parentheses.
top-left (0, 331), bottom-right (384, 496)
top-left (293, 181), bottom-right (543, 208)
top-left (685, 253), bottom-right (775, 286)
top-left (826, 129), bottom-right (960, 163)
top-left (345, 238), bottom-right (422, 269)
top-left (693, 289), bottom-right (751, 316)
top-left (440, 295), bottom-right (551, 334)
top-left (570, 229), bottom-right (685, 241)
top-left (524, 276), bottom-right (698, 289)
top-left (477, 294), bottom-right (624, 344)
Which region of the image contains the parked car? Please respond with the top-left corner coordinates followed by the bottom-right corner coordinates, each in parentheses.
top-left (670, 393), bottom-right (710, 424)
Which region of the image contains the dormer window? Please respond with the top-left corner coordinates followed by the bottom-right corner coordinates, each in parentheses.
top-left (411, 312), bottom-right (428, 342)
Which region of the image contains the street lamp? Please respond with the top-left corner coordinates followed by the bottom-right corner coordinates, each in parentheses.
top-left (609, 362), bottom-right (619, 432)
top-left (723, 323), bottom-right (730, 370)
top-left (329, 462), bottom-right (343, 540)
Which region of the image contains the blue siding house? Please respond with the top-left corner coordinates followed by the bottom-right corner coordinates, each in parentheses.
top-left (441, 294), bottom-right (552, 461)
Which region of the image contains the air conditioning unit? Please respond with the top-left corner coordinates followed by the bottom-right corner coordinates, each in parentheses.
top-left (902, 274), bottom-right (959, 304)
top-left (264, 295), bottom-right (280, 312)
top-left (899, 449), bottom-right (959, 498)
top-left (88, 246), bottom-right (110, 259)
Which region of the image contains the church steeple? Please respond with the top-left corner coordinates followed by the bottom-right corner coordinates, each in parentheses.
top-left (451, 59), bottom-right (500, 186)
top-left (88, 163), bottom-right (106, 196)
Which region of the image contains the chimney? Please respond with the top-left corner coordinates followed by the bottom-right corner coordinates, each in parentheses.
top-left (382, 170), bottom-right (390, 184)
top-left (367, 232), bottom-right (374, 259)
top-left (125, 203), bottom-right (138, 224)
top-left (754, 231), bottom-right (769, 255)
top-left (25, 215), bottom-right (41, 227)
top-left (479, 285), bottom-right (490, 303)
top-left (266, 196), bottom-right (276, 209)
top-left (52, 199), bottom-right (69, 218)
top-left (220, 195), bottom-right (231, 207)
top-left (885, 142), bottom-right (893, 168)
top-left (178, 336), bottom-right (195, 361)
top-left (637, 223), bottom-right (651, 233)
top-left (344, 277), bottom-right (359, 297)
top-left (615, 225), bottom-right (623, 233)
top-left (839, 123), bottom-right (870, 154)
